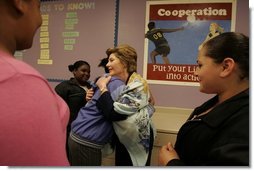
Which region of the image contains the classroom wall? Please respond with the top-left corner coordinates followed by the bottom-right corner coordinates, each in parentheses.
top-left (23, 0), bottom-right (249, 109)
top-left (117, 0), bottom-right (249, 109)
top-left (22, 0), bottom-right (116, 85)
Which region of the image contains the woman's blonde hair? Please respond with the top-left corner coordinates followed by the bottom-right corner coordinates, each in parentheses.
top-left (210, 22), bottom-right (224, 33)
top-left (106, 44), bottom-right (137, 73)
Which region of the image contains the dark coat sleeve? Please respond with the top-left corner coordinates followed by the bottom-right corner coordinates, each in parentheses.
top-left (55, 82), bottom-right (68, 102)
top-left (96, 91), bottom-right (128, 121)
top-left (167, 159), bottom-right (185, 166)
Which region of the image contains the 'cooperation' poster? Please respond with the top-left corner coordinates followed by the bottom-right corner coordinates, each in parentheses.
top-left (143, 0), bottom-right (236, 86)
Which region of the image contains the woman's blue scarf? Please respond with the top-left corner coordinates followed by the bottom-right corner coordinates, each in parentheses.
top-left (111, 72), bottom-right (156, 166)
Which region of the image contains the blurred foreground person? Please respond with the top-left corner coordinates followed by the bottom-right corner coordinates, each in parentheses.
top-left (0, 0), bottom-right (69, 166)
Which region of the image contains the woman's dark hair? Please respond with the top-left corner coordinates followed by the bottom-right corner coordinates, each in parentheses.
top-left (68, 60), bottom-right (90, 72)
top-left (203, 32), bottom-right (249, 80)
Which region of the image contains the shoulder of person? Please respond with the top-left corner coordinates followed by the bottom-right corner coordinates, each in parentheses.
top-left (109, 76), bottom-right (124, 84)
top-left (0, 52), bottom-right (42, 81)
top-left (107, 76), bottom-right (125, 90)
top-left (129, 72), bottom-right (147, 83)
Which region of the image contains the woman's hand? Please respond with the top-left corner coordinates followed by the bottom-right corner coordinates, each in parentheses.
top-left (159, 142), bottom-right (179, 166)
top-left (96, 75), bottom-right (111, 91)
top-left (86, 88), bottom-right (94, 101)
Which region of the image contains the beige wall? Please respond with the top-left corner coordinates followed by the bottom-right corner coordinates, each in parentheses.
top-left (117, 0), bottom-right (249, 109)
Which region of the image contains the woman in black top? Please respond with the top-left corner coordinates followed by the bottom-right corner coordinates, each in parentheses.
top-left (159, 32), bottom-right (249, 166)
top-left (55, 60), bottom-right (92, 160)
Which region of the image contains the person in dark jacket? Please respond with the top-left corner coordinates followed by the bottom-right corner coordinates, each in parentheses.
top-left (159, 32), bottom-right (249, 166)
top-left (55, 60), bottom-right (92, 161)
top-left (95, 45), bottom-right (155, 166)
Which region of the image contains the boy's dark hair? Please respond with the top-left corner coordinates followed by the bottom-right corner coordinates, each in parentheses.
top-left (98, 57), bottom-right (109, 73)
top-left (148, 22), bottom-right (155, 30)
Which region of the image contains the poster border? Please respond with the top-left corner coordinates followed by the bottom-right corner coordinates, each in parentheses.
top-left (143, 0), bottom-right (237, 86)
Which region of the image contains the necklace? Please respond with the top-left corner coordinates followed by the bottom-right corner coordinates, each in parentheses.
top-left (79, 85), bottom-right (89, 92)
top-left (191, 102), bottom-right (219, 120)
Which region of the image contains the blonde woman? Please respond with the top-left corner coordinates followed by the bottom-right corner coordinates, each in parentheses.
top-left (96, 44), bottom-right (155, 166)
top-left (198, 22), bottom-right (224, 50)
